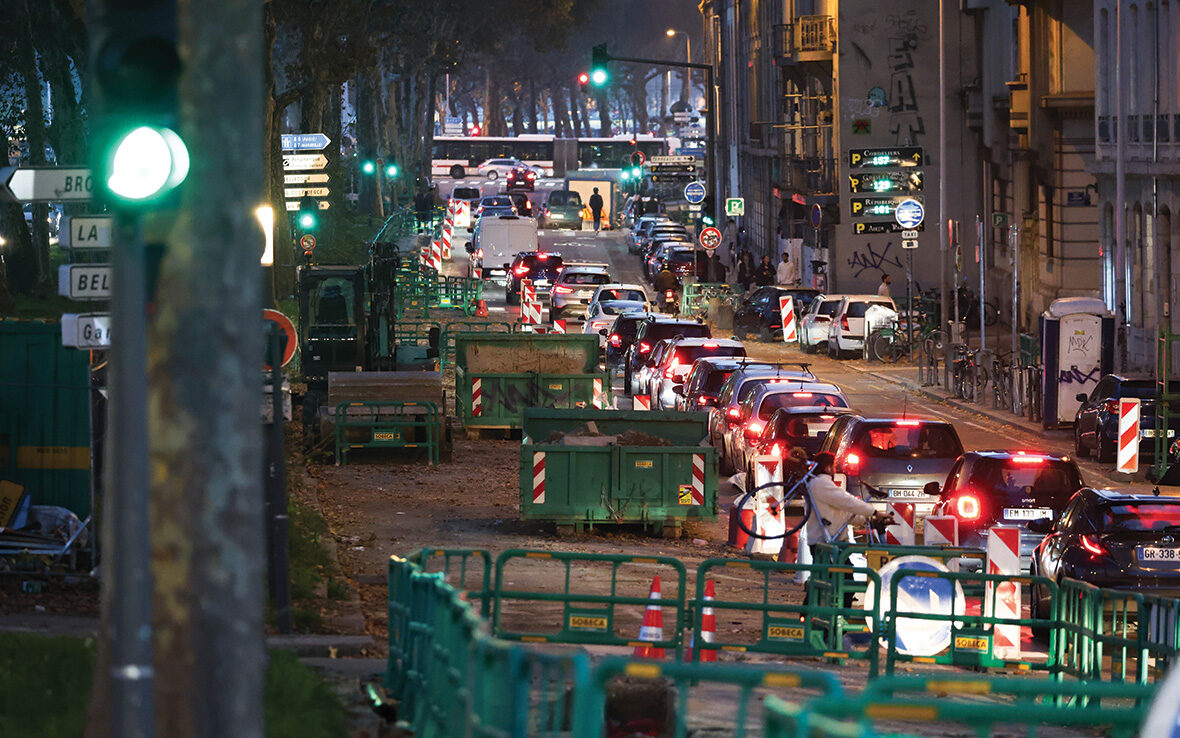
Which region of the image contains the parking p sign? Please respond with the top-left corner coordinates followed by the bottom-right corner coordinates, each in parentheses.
top-left (725, 197), bottom-right (745, 217)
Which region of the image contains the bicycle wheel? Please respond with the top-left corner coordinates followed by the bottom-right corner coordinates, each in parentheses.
top-left (868, 330), bottom-right (891, 362)
top-left (925, 330), bottom-right (947, 357)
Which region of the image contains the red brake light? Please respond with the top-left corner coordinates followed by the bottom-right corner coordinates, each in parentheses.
top-left (513, 265), bottom-right (530, 276)
top-left (554, 285), bottom-right (574, 294)
top-left (1010, 455), bottom-right (1045, 464)
top-left (842, 452), bottom-right (861, 473)
top-left (745, 422), bottom-right (764, 438)
top-left (609, 334), bottom-right (622, 347)
top-left (727, 407), bottom-right (741, 419)
top-left (1081, 535), bottom-right (1107, 556)
top-left (895, 419), bottom-right (921, 427)
top-left (841, 315), bottom-right (850, 331)
top-left (770, 442), bottom-right (784, 457)
top-left (639, 342), bottom-right (652, 353)
top-left (537, 253), bottom-right (549, 260)
top-left (792, 392), bottom-right (813, 398)
top-left (697, 396), bottom-right (711, 405)
top-left (665, 290), bottom-right (674, 298)
top-left (1104, 400), bottom-right (1119, 413)
top-left (476, 248), bottom-right (484, 259)
top-left (954, 493), bottom-right (981, 521)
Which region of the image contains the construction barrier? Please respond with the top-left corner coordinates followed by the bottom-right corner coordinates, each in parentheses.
top-left (333, 401), bottom-right (441, 465)
top-left (412, 547), bottom-right (492, 617)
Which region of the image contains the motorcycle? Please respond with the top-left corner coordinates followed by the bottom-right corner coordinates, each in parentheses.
top-left (660, 288), bottom-right (680, 315)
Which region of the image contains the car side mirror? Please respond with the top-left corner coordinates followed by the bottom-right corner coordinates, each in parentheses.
top-left (923, 481), bottom-right (941, 497)
top-left (1075, 393), bottom-right (1088, 403)
top-left (465, 243), bottom-right (474, 254)
top-left (1027, 517), bottom-right (1053, 534)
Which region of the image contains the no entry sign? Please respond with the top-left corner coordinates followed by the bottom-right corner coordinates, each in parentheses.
top-left (699, 226), bottom-right (722, 251)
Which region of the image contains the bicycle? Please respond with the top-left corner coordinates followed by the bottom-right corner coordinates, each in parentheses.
top-left (1025, 365), bottom-right (1044, 422)
top-left (991, 350), bottom-right (1014, 411)
top-left (951, 345), bottom-right (989, 402)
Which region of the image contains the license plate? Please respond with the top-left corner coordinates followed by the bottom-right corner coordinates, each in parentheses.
top-left (1003, 507), bottom-right (1052, 521)
top-left (889, 489), bottom-right (925, 499)
top-left (1138, 547), bottom-right (1180, 563)
top-left (1141, 429), bottom-right (1176, 438)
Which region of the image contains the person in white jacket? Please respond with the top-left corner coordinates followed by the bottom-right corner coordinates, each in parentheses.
top-left (805, 451), bottom-right (892, 551)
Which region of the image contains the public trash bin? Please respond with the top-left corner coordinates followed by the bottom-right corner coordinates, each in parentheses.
top-left (1040, 297), bottom-right (1114, 429)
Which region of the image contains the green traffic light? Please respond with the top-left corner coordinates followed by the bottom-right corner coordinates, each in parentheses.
top-left (620, 170), bottom-right (631, 181)
top-left (362, 160), bottom-right (376, 174)
top-left (702, 215), bottom-right (714, 226)
top-left (107, 126), bottom-right (189, 201)
top-left (632, 167), bottom-right (642, 178)
top-left (590, 68), bottom-right (608, 87)
top-left (385, 164), bottom-right (399, 178)
top-left (299, 212), bottom-right (316, 229)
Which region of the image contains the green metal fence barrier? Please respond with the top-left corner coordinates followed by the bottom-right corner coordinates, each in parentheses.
top-left (413, 547), bottom-right (493, 617)
top-left (333, 401), bottom-right (441, 465)
top-left (681, 282), bottom-right (742, 316)
top-left (490, 549), bottom-right (687, 653)
top-left (585, 657), bottom-right (843, 738)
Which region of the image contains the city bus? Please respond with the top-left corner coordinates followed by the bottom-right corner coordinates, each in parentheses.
top-left (431, 134), bottom-right (670, 179)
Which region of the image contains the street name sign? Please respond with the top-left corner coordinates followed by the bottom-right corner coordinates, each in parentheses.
top-left (58, 264), bottom-right (111, 300)
top-left (0, 166), bottom-right (93, 203)
top-left (725, 197), bottom-right (745, 217)
top-left (281, 154), bottom-right (328, 171)
top-left (650, 155), bottom-right (697, 165)
top-left (280, 133), bottom-right (331, 151)
top-left (283, 173), bottom-right (330, 185)
top-left (894, 198), bottom-right (925, 229)
top-left (284, 200), bottom-right (330, 211)
top-left (284, 186), bottom-right (331, 199)
top-left (848, 147), bottom-right (924, 169)
top-left (651, 164), bottom-right (696, 174)
top-left (60, 215), bottom-right (113, 250)
top-left (684, 181), bottom-right (707, 204)
top-left (61, 312), bottom-right (111, 349)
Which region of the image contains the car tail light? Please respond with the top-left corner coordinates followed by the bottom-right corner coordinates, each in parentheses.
top-left (727, 407), bottom-right (741, 420)
top-left (895, 419), bottom-right (921, 427)
top-left (554, 285), bottom-right (574, 294)
top-left (543, 207), bottom-right (551, 216)
top-left (665, 290), bottom-right (674, 298)
top-left (744, 422), bottom-right (764, 438)
top-left (703, 342), bottom-right (718, 348)
top-left (697, 395), bottom-right (713, 405)
top-left (841, 452), bottom-right (861, 474)
top-left (513, 265), bottom-right (530, 276)
top-left (770, 323), bottom-right (782, 329)
top-left (1104, 400), bottom-right (1119, 413)
top-left (953, 493), bottom-right (982, 521)
top-left (1010, 454), bottom-right (1045, 464)
top-left (638, 342), bottom-right (652, 353)
top-left (770, 442), bottom-right (784, 457)
top-left (664, 359), bottom-right (680, 378)
top-left (841, 315), bottom-right (850, 331)
top-left (792, 392), bottom-right (813, 398)
top-left (476, 248), bottom-right (484, 259)
top-left (1081, 535), bottom-right (1107, 556)
top-left (609, 334), bottom-right (622, 347)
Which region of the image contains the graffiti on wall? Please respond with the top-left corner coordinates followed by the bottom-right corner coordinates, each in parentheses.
top-left (886, 36), bottom-right (925, 146)
top-left (847, 241), bottom-right (904, 278)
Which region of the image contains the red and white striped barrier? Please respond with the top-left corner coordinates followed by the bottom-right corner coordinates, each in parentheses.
top-left (592, 377), bottom-right (605, 409)
top-left (633, 395), bottom-right (651, 411)
top-left (531, 451), bottom-right (546, 504)
top-left (522, 300), bottom-right (542, 324)
top-left (551, 319), bottom-right (566, 334)
top-left (1117, 397), bottom-right (1141, 474)
top-left (471, 378), bottom-right (482, 416)
top-left (430, 240), bottom-right (442, 271)
top-left (778, 295), bottom-right (797, 343)
top-left (987, 526), bottom-right (1022, 661)
top-left (747, 455), bottom-right (785, 556)
top-left (923, 516), bottom-right (959, 546)
top-left (884, 502), bottom-right (915, 545)
top-left (689, 453), bottom-right (706, 506)
top-left (520, 279), bottom-right (535, 304)
top-left (452, 199), bottom-right (472, 229)
top-left (440, 214), bottom-right (453, 259)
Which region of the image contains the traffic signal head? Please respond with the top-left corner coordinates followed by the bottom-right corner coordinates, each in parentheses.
top-left (385, 163), bottom-right (399, 178)
top-left (577, 72), bottom-right (590, 91)
top-left (362, 160), bottom-right (376, 174)
top-left (298, 212), bottom-right (316, 229)
top-left (620, 170), bottom-right (631, 181)
top-left (90, 0), bottom-right (188, 207)
top-left (590, 44), bottom-right (610, 87)
top-left (296, 196), bottom-right (318, 231)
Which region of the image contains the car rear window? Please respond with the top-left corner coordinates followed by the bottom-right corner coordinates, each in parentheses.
top-left (817, 300), bottom-right (841, 317)
top-left (854, 423), bottom-right (962, 459)
top-left (612, 316), bottom-right (645, 339)
top-left (483, 196), bottom-right (512, 206)
top-left (772, 411), bottom-right (843, 439)
top-left (519, 254), bottom-right (563, 277)
top-left (845, 300), bottom-right (894, 318)
top-left (599, 302), bottom-right (637, 315)
top-left (549, 191), bottom-right (582, 207)
top-left (452, 187), bottom-right (480, 200)
top-left (598, 288), bottom-right (646, 302)
top-left (674, 344), bottom-right (746, 366)
top-left (1095, 503), bottom-right (1180, 532)
top-left (643, 322), bottom-right (711, 343)
top-left (668, 250), bottom-right (695, 264)
top-left (563, 272), bottom-right (610, 286)
top-left (964, 459), bottom-right (1082, 504)
top-left (758, 392), bottom-right (847, 419)
top-left (699, 369), bottom-right (735, 395)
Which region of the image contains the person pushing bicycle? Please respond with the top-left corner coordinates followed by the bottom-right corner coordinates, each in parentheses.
top-left (805, 452), bottom-right (894, 557)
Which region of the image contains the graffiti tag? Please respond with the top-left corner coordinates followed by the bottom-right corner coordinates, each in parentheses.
top-left (886, 37), bottom-right (926, 146)
top-left (1057, 365), bottom-right (1100, 385)
top-left (847, 241), bottom-right (904, 278)
top-left (1066, 334), bottom-right (1094, 355)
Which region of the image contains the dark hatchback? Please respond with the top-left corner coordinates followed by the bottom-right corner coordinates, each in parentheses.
top-left (604, 311), bottom-right (656, 368)
top-left (930, 451), bottom-right (1084, 569)
top-left (747, 406), bottom-right (853, 463)
top-left (1031, 489), bottom-right (1180, 616)
top-left (505, 251), bottom-right (563, 304)
top-left (623, 317), bottom-right (711, 396)
top-left (678, 358), bottom-right (770, 411)
top-left (734, 286), bottom-right (823, 341)
top-left (1074, 375), bottom-right (1180, 462)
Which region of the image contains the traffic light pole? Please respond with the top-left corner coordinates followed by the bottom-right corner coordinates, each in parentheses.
top-left (599, 54), bottom-right (718, 226)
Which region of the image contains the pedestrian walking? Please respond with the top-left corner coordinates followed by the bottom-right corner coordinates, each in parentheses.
top-left (753, 255), bottom-right (775, 287)
top-left (704, 251), bottom-right (727, 283)
top-left (776, 252), bottom-right (798, 286)
top-left (589, 187), bottom-right (604, 234)
top-left (877, 273), bottom-right (892, 297)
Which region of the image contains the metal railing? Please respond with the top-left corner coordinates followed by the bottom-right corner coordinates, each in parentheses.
top-left (773, 17), bottom-right (835, 58)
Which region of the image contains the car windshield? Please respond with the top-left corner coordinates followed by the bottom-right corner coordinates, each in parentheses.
top-left (548, 191), bottom-right (582, 207)
top-left (856, 423), bottom-right (962, 459)
top-left (772, 411), bottom-right (843, 440)
top-left (598, 288), bottom-right (646, 302)
top-left (965, 459), bottom-right (1082, 502)
top-left (563, 272), bottom-right (610, 286)
top-left (1095, 503), bottom-right (1180, 532)
top-left (846, 301), bottom-right (893, 318)
top-left (758, 392), bottom-right (847, 419)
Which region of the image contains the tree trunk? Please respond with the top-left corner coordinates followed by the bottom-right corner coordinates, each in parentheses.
top-left (511, 99), bottom-right (524, 137)
top-left (300, 85), bottom-right (326, 134)
top-left (550, 89), bottom-right (568, 138)
top-left (356, 70), bottom-right (383, 218)
top-left (567, 88), bottom-right (582, 139)
top-left (322, 83), bottom-right (344, 240)
top-left (632, 81), bottom-right (648, 133)
top-left (18, 1), bottom-right (51, 295)
top-left (595, 89), bottom-right (611, 137)
top-left (527, 79), bottom-right (538, 133)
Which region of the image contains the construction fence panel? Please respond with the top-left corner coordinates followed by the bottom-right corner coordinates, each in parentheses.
top-left (413, 547), bottom-right (493, 617)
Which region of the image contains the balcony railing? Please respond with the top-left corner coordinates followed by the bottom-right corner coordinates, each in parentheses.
top-left (774, 16), bottom-right (835, 61)
top-left (779, 156), bottom-right (836, 195)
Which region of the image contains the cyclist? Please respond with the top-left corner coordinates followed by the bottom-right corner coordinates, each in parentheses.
top-left (804, 452), bottom-right (892, 555)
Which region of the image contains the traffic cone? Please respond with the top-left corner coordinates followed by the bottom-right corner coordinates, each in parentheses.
top-left (684, 579), bottom-right (717, 662)
top-left (475, 299), bottom-right (488, 317)
top-left (633, 576), bottom-right (666, 659)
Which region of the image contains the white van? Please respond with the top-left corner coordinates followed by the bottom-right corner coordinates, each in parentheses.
top-left (467, 215), bottom-right (538, 279)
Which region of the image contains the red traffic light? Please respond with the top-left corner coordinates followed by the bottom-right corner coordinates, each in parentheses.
top-left (577, 72), bottom-right (590, 85)
top-left (469, 125), bottom-right (481, 136)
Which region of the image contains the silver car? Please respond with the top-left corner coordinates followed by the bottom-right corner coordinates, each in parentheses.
top-left (550, 264), bottom-right (611, 321)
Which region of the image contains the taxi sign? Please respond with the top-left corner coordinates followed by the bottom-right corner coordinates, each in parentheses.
top-left (699, 226), bottom-right (722, 251)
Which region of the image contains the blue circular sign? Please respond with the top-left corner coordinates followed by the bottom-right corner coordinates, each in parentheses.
top-left (895, 198), bottom-right (925, 229)
top-left (810, 204), bottom-right (823, 228)
top-left (684, 181), bottom-right (706, 204)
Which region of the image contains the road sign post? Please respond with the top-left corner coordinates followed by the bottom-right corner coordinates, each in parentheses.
top-left (58, 264), bottom-right (112, 300)
top-left (0, 166), bottom-right (93, 203)
top-left (61, 312), bottom-right (112, 348)
top-left (895, 199), bottom-right (926, 360)
top-left (60, 215), bottom-right (114, 249)
top-left (684, 181), bottom-right (707, 204)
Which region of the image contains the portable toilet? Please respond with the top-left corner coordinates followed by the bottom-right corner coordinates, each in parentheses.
top-left (1040, 297), bottom-right (1115, 429)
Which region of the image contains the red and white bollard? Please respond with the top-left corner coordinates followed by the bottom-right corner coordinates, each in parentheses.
top-left (779, 295), bottom-right (797, 343)
top-left (884, 502), bottom-right (915, 545)
top-left (986, 526), bottom-right (1022, 661)
top-left (1117, 398), bottom-right (1141, 474)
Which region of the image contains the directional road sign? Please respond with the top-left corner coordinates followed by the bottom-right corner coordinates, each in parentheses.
top-left (284, 200), bottom-right (330, 211)
top-left (651, 164), bottom-right (696, 174)
top-left (684, 181), bottom-right (707, 204)
top-left (280, 133), bottom-right (331, 151)
top-left (850, 195), bottom-right (912, 218)
top-left (699, 226), bottom-right (722, 251)
top-left (651, 155), bottom-right (697, 165)
top-left (60, 215), bottom-right (113, 250)
top-left (283, 173), bottom-right (330, 185)
top-left (284, 186), bottom-right (330, 198)
top-left (849, 170), bottom-right (923, 194)
top-left (0, 166), bottom-right (93, 203)
top-left (282, 154), bottom-right (329, 171)
top-left (58, 264), bottom-right (112, 300)
top-left (61, 312), bottom-right (111, 349)
top-left (853, 221), bottom-right (925, 235)
top-left (848, 147), bottom-right (924, 169)
top-left (725, 197), bottom-right (745, 217)
top-left (894, 198), bottom-right (925, 229)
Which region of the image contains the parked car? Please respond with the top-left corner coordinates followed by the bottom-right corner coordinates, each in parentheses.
top-left (504, 251), bottom-right (563, 304)
top-left (1030, 489), bottom-right (1180, 616)
top-left (746, 406), bottom-right (855, 474)
top-left (647, 338), bottom-right (747, 410)
top-left (708, 364), bottom-right (817, 470)
top-left (624, 317), bottom-right (711, 395)
top-left (826, 295), bottom-right (898, 358)
top-left (604, 311), bottom-right (656, 369)
top-left (540, 190), bottom-right (584, 230)
top-left (678, 358), bottom-right (764, 412)
top-left (1074, 375), bottom-right (1180, 463)
top-left (727, 381), bottom-right (850, 473)
top-left (818, 416), bottom-right (964, 517)
top-left (930, 451), bottom-right (1084, 570)
top-left (628, 215), bottom-right (674, 252)
top-left (799, 294), bottom-right (844, 353)
top-left (506, 165), bottom-right (537, 191)
top-left (550, 263), bottom-right (612, 321)
top-left (733, 286), bottom-right (824, 341)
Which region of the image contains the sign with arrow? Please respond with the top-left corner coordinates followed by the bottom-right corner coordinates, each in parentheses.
top-left (282, 154), bottom-right (328, 171)
top-left (0, 166), bottom-right (93, 203)
top-left (284, 200), bottom-right (330, 212)
top-left (280, 133), bottom-right (331, 151)
top-left (283, 173), bottom-right (330, 185)
top-left (848, 147), bottom-right (924, 169)
top-left (284, 187), bottom-right (330, 199)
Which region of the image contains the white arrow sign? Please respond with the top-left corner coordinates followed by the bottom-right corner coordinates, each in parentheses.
top-left (284, 200), bottom-right (331, 211)
top-left (61, 312), bottom-right (112, 348)
top-left (283, 173), bottom-right (330, 185)
top-left (650, 155), bottom-right (697, 165)
top-left (284, 187), bottom-right (330, 198)
top-left (282, 154), bottom-right (328, 171)
top-left (60, 215), bottom-right (114, 249)
top-left (58, 264), bottom-right (112, 300)
top-left (280, 133), bottom-right (331, 151)
top-left (0, 166), bottom-right (93, 203)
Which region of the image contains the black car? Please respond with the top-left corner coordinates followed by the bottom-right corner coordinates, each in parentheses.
top-left (1030, 489), bottom-right (1180, 617)
top-left (505, 165), bottom-right (537, 192)
top-left (748, 406), bottom-right (854, 463)
top-left (1074, 375), bottom-right (1180, 462)
top-left (734, 286), bottom-right (823, 341)
top-left (623, 317), bottom-right (711, 396)
top-left (930, 451), bottom-right (1084, 570)
top-left (505, 251), bottom-right (563, 304)
top-left (509, 192), bottom-right (535, 218)
top-left (604, 311), bottom-right (656, 368)
top-left (678, 357), bottom-right (767, 411)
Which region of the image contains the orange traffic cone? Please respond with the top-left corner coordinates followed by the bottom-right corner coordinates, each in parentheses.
top-left (475, 299), bottom-right (488, 317)
top-left (685, 579), bottom-right (718, 662)
top-left (633, 576), bottom-right (666, 659)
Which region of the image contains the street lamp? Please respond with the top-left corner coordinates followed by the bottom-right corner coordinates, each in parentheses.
top-left (666, 29), bottom-right (691, 104)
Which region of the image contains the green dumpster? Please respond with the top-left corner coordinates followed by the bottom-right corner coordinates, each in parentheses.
top-left (455, 333), bottom-right (609, 429)
top-left (519, 408), bottom-right (718, 536)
